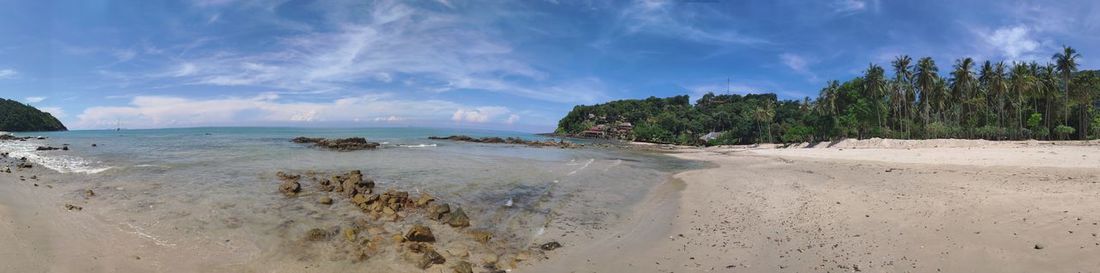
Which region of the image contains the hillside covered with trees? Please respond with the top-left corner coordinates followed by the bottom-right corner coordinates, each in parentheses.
top-left (0, 98), bottom-right (67, 132)
top-left (556, 46), bottom-right (1100, 145)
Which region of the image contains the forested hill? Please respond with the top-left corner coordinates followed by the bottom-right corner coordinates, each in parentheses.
top-left (557, 47), bottom-right (1100, 146)
top-left (0, 98), bottom-right (67, 132)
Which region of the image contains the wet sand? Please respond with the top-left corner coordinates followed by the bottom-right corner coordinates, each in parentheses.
top-left (531, 141), bottom-right (1100, 272)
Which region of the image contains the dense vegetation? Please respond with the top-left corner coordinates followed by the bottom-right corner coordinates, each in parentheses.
top-left (0, 98), bottom-right (67, 132)
top-left (556, 46), bottom-right (1100, 145)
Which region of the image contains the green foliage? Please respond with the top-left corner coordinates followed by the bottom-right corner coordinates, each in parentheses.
top-left (557, 47), bottom-right (1100, 143)
top-left (1054, 125), bottom-right (1076, 140)
top-left (0, 98), bottom-right (67, 132)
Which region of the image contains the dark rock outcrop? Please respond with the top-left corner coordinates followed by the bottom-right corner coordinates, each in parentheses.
top-left (292, 137), bottom-right (380, 151)
top-left (405, 225), bottom-right (435, 242)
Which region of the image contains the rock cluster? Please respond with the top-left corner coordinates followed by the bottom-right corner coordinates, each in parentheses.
top-left (428, 135), bottom-right (580, 148)
top-left (274, 169), bottom-right (547, 271)
top-left (291, 137), bottom-right (381, 151)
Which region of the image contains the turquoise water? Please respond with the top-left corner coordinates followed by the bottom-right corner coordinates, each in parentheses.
top-left (1, 127), bottom-right (694, 269)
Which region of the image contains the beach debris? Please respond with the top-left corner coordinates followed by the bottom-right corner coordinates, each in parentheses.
top-left (539, 241), bottom-right (563, 251)
top-left (429, 135), bottom-right (579, 148)
top-left (291, 137), bottom-right (380, 151)
top-left (447, 207), bottom-right (471, 228)
top-left (452, 261), bottom-right (474, 273)
top-left (64, 204), bottom-right (83, 211)
top-left (405, 225), bottom-right (436, 242)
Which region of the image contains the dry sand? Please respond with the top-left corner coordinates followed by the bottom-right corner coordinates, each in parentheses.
top-left (531, 140), bottom-right (1100, 273)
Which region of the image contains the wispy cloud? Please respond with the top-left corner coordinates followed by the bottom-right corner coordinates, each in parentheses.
top-left (0, 68), bottom-right (17, 79)
top-left (74, 93), bottom-right (519, 129)
top-left (831, 0), bottom-right (868, 14)
top-left (779, 53), bottom-right (819, 82)
top-left (616, 0), bottom-right (769, 46)
top-left (25, 96), bottom-right (46, 103)
top-left (38, 106), bottom-right (66, 118)
top-left (451, 106), bottom-right (513, 123)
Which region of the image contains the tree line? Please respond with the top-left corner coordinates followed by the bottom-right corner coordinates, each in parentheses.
top-left (556, 46), bottom-right (1100, 145)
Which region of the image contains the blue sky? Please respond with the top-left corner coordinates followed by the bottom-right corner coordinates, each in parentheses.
top-left (1, 0), bottom-right (1098, 132)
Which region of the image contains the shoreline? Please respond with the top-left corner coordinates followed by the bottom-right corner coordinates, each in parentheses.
top-left (528, 141), bottom-right (1100, 272)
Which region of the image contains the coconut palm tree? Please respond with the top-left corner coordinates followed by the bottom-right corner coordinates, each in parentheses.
top-left (1052, 46), bottom-right (1081, 126)
top-left (916, 57), bottom-right (940, 129)
top-left (753, 100), bottom-right (775, 143)
top-left (1009, 62), bottom-right (1036, 136)
top-left (988, 61), bottom-right (1009, 128)
top-left (891, 55), bottom-right (915, 135)
top-left (863, 63), bottom-right (888, 130)
top-left (950, 58), bottom-right (977, 129)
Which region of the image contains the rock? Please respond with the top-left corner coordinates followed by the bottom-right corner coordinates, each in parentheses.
top-left (540, 241), bottom-right (562, 251)
top-left (84, 189), bottom-right (96, 198)
top-left (91, 143), bottom-right (97, 147)
top-left (64, 204), bottom-right (83, 211)
top-left (405, 225), bottom-right (435, 242)
top-left (446, 246), bottom-right (470, 258)
top-left (405, 248), bottom-right (446, 269)
top-left (319, 196), bottom-right (333, 205)
top-left (452, 261), bottom-right (474, 273)
top-left (469, 230), bottom-right (493, 244)
top-left (392, 234), bottom-right (406, 244)
top-left (279, 180), bottom-right (301, 197)
top-left (351, 194), bottom-right (368, 205)
top-left (304, 228), bottom-right (330, 241)
top-left (429, 203), bottom-right (451, 220)
top-left (317, 179), bottom-right (335, 192)
top-left (343, 227), bottom-right (358, 241)
top-left (415, 193), bottom-right (434, 207)
top-left (1034, 244), bottom-right (1044, 250)
top-left (291, 137), bottom-right (381, 151)
top-left (276, 171), bottom-right (301, 181)
top-left (447, 207), bottom-right (470, 228)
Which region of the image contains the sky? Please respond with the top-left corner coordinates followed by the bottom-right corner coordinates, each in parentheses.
top-left (1, 0), bottom-right (1099, 132)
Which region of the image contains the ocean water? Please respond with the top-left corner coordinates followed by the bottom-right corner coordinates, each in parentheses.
top-left (1, 127), bottom-right (695, 270)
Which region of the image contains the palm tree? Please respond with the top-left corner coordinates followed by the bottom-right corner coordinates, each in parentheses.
top-left (753, 100), bottom-right (776, 143)
top-left (891, 55), bottom-right (915, 135)
top-left (950, 58), bottom-right (977, 129)
top-left (916, 57), bottom-right (940, 129)
top-left (863, 63), bottom-right (888, 130)
top-left (988, 62), bottom-right (1009, 128)
top-left (1009, 62), bottom-right (1036, 137)
top-left (1052, 46), bottom-right (1080, 126)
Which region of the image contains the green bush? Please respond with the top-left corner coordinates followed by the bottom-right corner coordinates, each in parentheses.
top-left (1054, 125), bottom-right (1076, 140)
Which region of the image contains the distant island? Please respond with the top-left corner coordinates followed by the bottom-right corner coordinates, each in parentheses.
top-left (557, 46), bottom-right (1099, 145)
top-left (0, 98), bottom-right (67, 132)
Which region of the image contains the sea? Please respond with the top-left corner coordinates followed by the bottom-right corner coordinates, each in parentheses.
top-left (0, 127), bottom-right (696, 270)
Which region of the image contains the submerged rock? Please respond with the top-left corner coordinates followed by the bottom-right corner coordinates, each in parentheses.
top-left (539, 241), bottom-right (562, 251)
top-left (279, 180), bottom-right (301, 197)
top-left (447, 207), bottom-right (470, 228)
top-left (469, 230), bottom-right (493, 244)
top-left (428, 135), bottom-right (579, 148)
top-left (304, 228), bottom-right (331, 241)
top-left (319, 196), bottom-right (333, 205)
top-left (428, 203), bottom-right (451, 220)
top-left (405, 225), bottom-right (435, 242)
top-left (452, 261), bottom-right (474, 273)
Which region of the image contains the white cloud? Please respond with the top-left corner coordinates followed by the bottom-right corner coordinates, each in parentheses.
top-left (617, 0), bottom-right (769, 46)
top-left (128, 1), bottom-right (605, 104)
top-left (39, 107), bottom-right (66, 118)
top-left (779, 53), bottom-right (819, 82)
top-left (25, 96), bottom-right (46, 103)
top-left (73, 93), bottom-right (514, 129)
top-left (832, 0), bottom-right (866, 13)
top-left (983, 26), bottom-right (1040, 59)
top-left (505, 114), bottom-right (520, 125)
top-left (0, 69), bottom-right (17, 79)
top-left (451, 107), bottom-right (512, 123)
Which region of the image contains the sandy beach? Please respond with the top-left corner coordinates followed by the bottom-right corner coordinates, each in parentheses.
top-left (531, 139), bottom-right (1100, 273)
top-left (4, 138), bottom-right (1100, 272)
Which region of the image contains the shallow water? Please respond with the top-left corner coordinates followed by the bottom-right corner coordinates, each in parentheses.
top-left (1, 127), bottom-right (696, 270)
